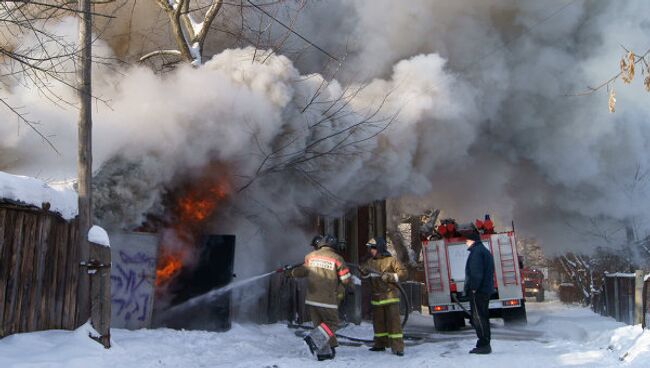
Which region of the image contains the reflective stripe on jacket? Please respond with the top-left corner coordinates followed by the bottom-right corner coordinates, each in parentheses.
top-left (362, 255), bottom-right (407, 305)
top-left (290, 247), bottom-right (350, 308)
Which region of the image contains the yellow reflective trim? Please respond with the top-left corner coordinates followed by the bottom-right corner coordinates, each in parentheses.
top-left (388, 333), bottom-right (403, 339)
top-left (371, 298), bottom-right (400, 306)
top-left (374, 333), bottom-right (388, 337)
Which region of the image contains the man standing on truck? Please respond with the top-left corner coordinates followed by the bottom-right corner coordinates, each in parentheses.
top-left (285, 234), bottom-right (351, 361)
top-left (359, 237), bottom-right (408, 356)
top-left (463, 227), bottom-right (495, 355)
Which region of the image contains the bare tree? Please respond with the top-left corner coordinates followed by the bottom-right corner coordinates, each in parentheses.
top-left (572, 48), bottom-right (650, 112)
top-left (141, 0), bottom-right (307, 67)
top-left (1, 1), bottom-right (118, 153)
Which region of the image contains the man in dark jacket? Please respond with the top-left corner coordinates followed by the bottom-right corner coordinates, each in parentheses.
top-left (463, 228), bottom-right (495, 354)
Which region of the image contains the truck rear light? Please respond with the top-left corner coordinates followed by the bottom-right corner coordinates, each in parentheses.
top-left (450, 281), bottom-right (457, 292)
top-left (432, 305), bottom-right (448, 312)
top-left (502, 299), bottom-right (520, 307)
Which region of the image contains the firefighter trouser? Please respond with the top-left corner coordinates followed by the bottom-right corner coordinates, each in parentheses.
top-left (470, 291), bottom-right (491, 348)
top-left (308, 305), bottom-right (340, 347)
top-left (371, 301), bottom-right (404, 353)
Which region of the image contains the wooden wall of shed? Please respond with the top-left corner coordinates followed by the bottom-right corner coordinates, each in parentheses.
top-left (0, 204), bottom-right (86, 338)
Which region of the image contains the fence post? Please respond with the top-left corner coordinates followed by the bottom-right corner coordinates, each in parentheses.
top-left (613, 276), bottom-right (620, 321)
top-left (635, 270), bottom-right (644, 325)
top-left (89, 241), bottom-right (111, 348)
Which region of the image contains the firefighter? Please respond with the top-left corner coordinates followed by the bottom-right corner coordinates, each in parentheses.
top-left (463, 226), bottom-right (495, 355)
top-left (359, 237), bottom-right (407, 356)
top-left (285, 234), bottom-right (351, 361)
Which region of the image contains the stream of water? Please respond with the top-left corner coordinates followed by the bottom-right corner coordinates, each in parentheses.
top-left (163, 270), bottom-right (278, 315)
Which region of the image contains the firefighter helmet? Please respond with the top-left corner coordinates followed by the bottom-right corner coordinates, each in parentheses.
top-left (310, 235), bottom-right (323, 248)
top-left (366, 237), bottom-right (391, 256)
top-left (316, 234), bottom-right (337, 249)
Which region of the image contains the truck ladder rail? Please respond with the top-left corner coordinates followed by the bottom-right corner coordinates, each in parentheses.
top-left (423, 241), bottom-right (444, 292)
top-left (497, 236), bottom-right (518, 286)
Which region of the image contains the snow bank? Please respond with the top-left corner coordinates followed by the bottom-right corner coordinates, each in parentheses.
top-left (88, 225), bottom-right (110, 247)
top-left (1, 302), bottom-right (649, 368)
top-left (0, 171), bottom-right (77, 220)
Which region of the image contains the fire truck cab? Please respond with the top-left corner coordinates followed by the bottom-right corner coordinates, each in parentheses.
top-left (423, 230), bottom-right (527, 331)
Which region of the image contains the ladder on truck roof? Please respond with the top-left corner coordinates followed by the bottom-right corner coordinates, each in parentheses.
top-left (497, 235), bottom-right (518, 286)
top-left (423, 241), bottom-right (444, 292)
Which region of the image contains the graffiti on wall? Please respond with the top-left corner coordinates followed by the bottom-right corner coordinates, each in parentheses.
top-left (111, 248), bottom-right (157, 328)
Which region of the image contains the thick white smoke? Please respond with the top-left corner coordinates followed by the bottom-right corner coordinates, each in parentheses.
top-left (0, 16), bottom-right (478, 275)
top-left (290, 0), bottom-right (650, 254)
top-left (3, 0), bottom-right (650, 262)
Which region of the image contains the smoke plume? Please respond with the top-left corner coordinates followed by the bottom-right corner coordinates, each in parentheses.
top-left (2, 0), bottom-right (650, 267)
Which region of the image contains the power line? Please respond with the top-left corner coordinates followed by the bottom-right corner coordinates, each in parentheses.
top-left (246, 0), bottom-right (341, 62)
top-left (460, 0), bottom-right (584, 72)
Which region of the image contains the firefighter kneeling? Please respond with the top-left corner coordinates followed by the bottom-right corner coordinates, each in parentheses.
top-left (360, 237), bottom-right (407, 356)
top-left (285, 234), bottom-right (351, 361)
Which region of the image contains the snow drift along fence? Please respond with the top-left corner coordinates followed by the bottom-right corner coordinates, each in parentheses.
top-left (0, 203), bottom-right (85, 338)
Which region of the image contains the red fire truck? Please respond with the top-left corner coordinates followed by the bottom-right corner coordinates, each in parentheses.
top-left (522, 268), bottom-right (545, 302)
top-left (422, 221), bottom-right (527, 331)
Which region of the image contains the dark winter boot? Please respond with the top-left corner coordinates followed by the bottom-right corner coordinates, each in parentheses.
top-left (393, 351), bottom-right (404, 357)
top-left (469, 345), bottom-right (492, 354)
top-left (369, 346), bottom-right (386, 352)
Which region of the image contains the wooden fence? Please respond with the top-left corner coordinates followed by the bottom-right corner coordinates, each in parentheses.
top-left (592, 271), bottom-right (647, 326)
top-left (642, 278), bottom-right (650, 329)
top-left (0, 203), bottom-right (86, 338)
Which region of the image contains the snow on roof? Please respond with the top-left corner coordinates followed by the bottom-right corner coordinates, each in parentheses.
top-left (88, 225), bottom-right (110, 247)
top-left (0, 171), bottom-right (77, 220)
top-left (605, 272), bottom-right (636, 278)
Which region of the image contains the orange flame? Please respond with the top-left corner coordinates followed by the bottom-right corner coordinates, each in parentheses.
top-left (178, 182), bottom-right (229, 224)
top-left (155, 251), bottom-right (183, 287)
top-left (154, 175), bottom-right (231, 288)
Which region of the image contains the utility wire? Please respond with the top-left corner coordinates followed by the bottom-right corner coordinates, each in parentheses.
top-left (246, 0), bottom-right (341, 62)
top-left (460, 0), bottom-right (584, 72)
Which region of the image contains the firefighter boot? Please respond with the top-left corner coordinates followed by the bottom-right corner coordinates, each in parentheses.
top-left (317, 346), bottom-right (335, 361)
top-left (305, 323), bottom-right (334, 357)
top-left (369, 347), bottom-right (386, 352)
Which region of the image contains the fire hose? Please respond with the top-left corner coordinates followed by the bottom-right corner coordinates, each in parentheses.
top-left (347, 263), bottom-right (411, 329)
top-left (279, 262), bottom-right (412, 344)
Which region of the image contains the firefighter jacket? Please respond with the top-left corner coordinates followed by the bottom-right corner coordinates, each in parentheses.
top-left (289, 246), bottom-right (351, 309)
top-left (361, 255), bottom-right (408, 306)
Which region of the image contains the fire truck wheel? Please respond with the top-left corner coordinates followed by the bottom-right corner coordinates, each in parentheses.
top-left (502, 300), bottom-right (527, 326)
top-left (433, 312), bottom-right (465, 331)
top-left (535, 289), bottom-right (545, 302)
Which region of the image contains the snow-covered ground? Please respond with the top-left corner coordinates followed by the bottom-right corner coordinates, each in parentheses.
top-left (1, 298), bottom-right (648, 368)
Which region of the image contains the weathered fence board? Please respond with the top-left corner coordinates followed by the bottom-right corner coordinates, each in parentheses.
top-left (0, 205), bottom-right (84, 338)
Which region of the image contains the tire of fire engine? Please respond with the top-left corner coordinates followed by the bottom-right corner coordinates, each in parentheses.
top-left (501, 300), bottom-right (527, 326)
top-left (433, 312), bottom-right (465, 331)
top-left (535, 289), bottom-right (545, 302)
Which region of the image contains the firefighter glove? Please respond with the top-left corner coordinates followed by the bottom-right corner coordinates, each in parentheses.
top-left (283, 266), bottom-right (293, 278)
top-left (358, 265), bottom-right (369, 275)
top-left (381, 272), bottom-right (398, 283)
